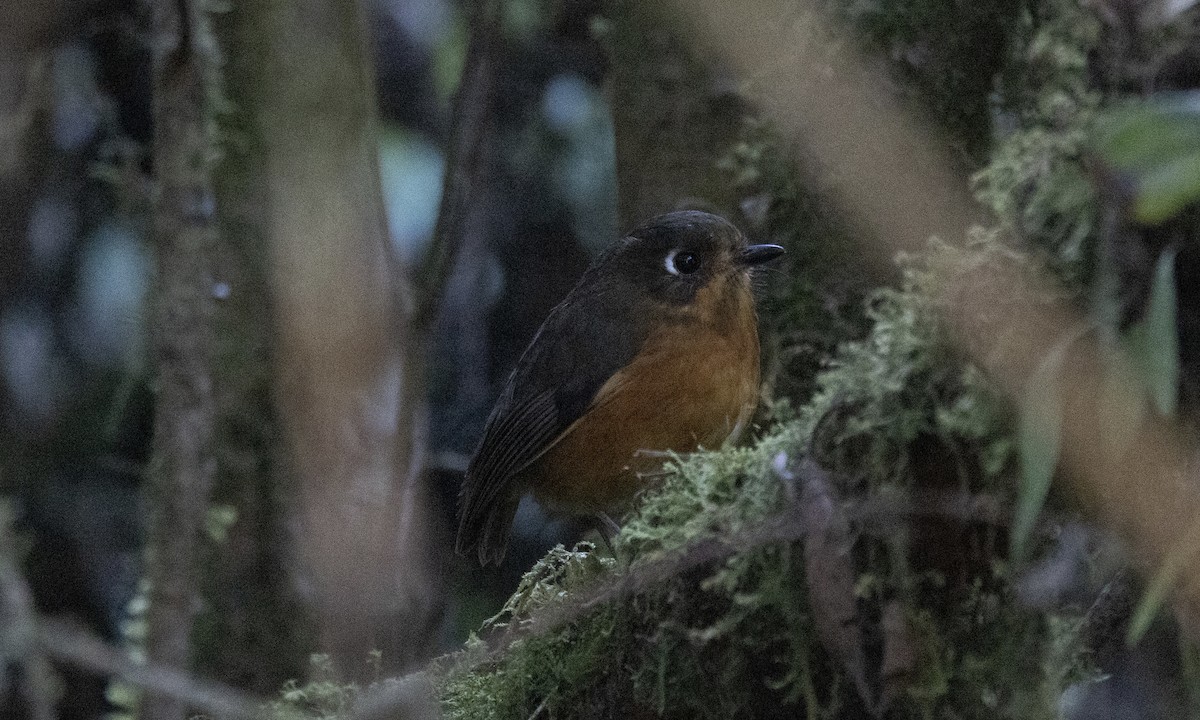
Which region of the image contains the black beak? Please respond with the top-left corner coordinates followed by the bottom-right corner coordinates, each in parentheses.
top-left (737, 244), bottom-right (785, 267)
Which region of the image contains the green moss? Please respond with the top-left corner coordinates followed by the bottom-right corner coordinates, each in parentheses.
top-left (439, 547), bottom-right (632, 719)
top-left (268, 655), bottom-right (362, 719)
top-left (974, 0), bottom-right (1103, 285)
top-left (719, 117), bottom-right (874, 407)
top-left (618, 445), bottom-right (783, 557)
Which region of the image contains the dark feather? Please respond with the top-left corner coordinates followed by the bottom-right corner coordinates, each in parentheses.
top-left (455, 283), bottom-right (649, 564)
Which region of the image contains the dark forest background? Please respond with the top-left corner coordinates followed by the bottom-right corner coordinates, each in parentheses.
top-left (3, 0), bottom-right (1200, 719)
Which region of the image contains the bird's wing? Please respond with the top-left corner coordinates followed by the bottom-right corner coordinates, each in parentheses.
top-left (456, 290), bottom-right (645, 563)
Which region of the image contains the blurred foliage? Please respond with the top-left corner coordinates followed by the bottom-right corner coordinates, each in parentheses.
top-left (1094, 95), bottom-right (1200, 226)
top-left (1121, 248), bottom-right (1180, 418)
top-left (1120, 248), bottom-right (1183, 645)
top-left (1012, 328), bottom-right (1070, 563)
top-left (991, 6), bottom-right (1200, 637)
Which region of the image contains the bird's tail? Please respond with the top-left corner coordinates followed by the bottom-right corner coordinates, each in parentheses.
top-left (456, 494), bottom-right (519, 566)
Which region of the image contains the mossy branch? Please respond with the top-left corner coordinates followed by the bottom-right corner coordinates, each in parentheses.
top-left (143, 0), bottom-right (223, 717)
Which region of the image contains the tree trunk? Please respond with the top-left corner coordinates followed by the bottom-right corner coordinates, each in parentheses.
top-left (606, 0), bottom-right (746, 228)
top-left (0, 1), bottom-right (56, 454)
top-left (246, 0), bottom-right (444, 678)
top-left (192, 3), bottom-right (317, 695)
top-left (142, 1), bottom-right (221, 718)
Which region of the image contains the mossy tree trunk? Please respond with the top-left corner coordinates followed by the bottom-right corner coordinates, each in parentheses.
top-left (193, 3), bottom-right (315, 695)
top-left (435, 1), bottom-right (1161, 718)
top-left (142, 1), bottom-right (222, 718)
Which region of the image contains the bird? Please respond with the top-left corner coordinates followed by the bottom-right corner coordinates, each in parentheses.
top-left (455, 210), bottom-right (784, 565)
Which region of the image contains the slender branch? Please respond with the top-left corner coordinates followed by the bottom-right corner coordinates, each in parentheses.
top-left (34, 620), bottom-right (267, 720)
top-left (414, 0), bottom-right (501, 331)
top-left (350, 459), bottom-right (1018, 720)
top-left (0, 507), bottom-right (54, 720)
top-left (490, 477), bottom-right (1013, 651)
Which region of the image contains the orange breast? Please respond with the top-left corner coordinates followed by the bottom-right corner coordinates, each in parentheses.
top-left (524, 276), bottom-right (760, 515)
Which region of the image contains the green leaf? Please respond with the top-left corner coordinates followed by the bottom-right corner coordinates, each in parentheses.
top-left (1012, 336), bottom-right (1071, 563)
top-left (1128, 561), bottom-right (1176, 645)
top-left (1098, 106), bottom-right (1200, 172)
top-left (1097, 343), bottom-right (1146, 468)
top-left (1123, 249), bottom-right (1180, 417)
top-left (1095, 95), bottom-right (1200, 225)
top-left (1134, 153), bottom-right (1200, 224)
top-left (1127, 521), bottom-right (1200, 645)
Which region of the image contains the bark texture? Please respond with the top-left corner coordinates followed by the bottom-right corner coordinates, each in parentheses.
top-left (143, 1), bottom-right (221, 718)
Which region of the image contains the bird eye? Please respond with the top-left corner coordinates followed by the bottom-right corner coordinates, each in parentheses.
top-left (665, 249), bottom-right (701, 276)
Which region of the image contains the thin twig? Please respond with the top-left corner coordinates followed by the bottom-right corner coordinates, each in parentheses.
top-left (0, 508), bottom-right (55, 720)
top-left (35, 619), bottom-right (266, 720)
top-left (795, 458), bottom-right (874, 713)
top-left (414, 0), bottom-right (502, 331)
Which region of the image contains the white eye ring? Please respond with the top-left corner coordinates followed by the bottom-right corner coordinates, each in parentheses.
top-left (664, 249), bottom-right (701, 276)
top-left (664, 249), bottom-right (682, 276)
